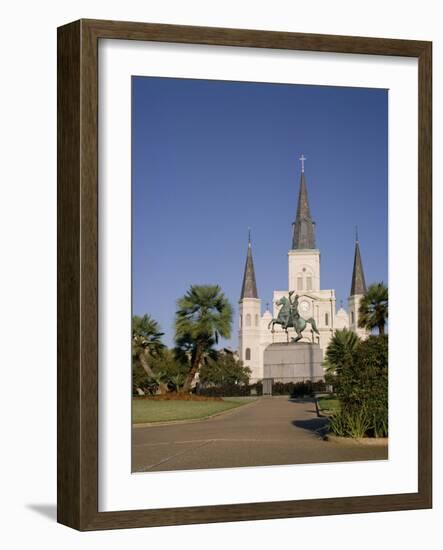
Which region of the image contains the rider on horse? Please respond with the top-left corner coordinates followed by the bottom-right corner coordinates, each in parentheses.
top-left (268, 290), bottom-right (320, 343)
top-left (288, 291), bottom-right (300, 325)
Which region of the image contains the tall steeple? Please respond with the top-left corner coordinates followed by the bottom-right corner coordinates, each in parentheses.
top-left (350, 228), bottom-right (367, 296)
top-left (292, 155), bottom-right (316, 249)
top-left (240, 229), bottom-right (258, 299)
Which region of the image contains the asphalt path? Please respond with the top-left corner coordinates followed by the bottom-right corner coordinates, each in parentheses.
top-left (132, 397), bottom-right (388, 472)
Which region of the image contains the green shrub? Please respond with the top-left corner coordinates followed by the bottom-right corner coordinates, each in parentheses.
top-left (251, 382), bottom-right (263, 396)
top-left (273, 382), bottom-right (296, 395)
top-left (346, 409), bottom-right (372, 438)
top-left (328, 411), bottom-right (349, 437)
top-left (331, 335), bottom-right (388, 438)
top-left (132, 363), bottom-right (159, 395)
top-left (195, 383), bottom-right (251, 397)
top-left (372, 410), bottom-right (389, 438)
top-left (199, 353), bottom-right (251, 386)
top-left (290, 380), bottom-right (327, 397)
top-left (329, 408), bottom-right (371, 438)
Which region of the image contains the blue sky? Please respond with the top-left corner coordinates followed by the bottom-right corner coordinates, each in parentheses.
top-left (132, 77), bottom-right (388, 348)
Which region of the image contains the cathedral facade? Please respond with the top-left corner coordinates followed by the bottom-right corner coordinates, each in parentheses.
top-left (238, 158), bottom-right (369, 381)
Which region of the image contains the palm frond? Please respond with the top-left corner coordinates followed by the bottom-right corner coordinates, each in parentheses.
top-left (358, 282), bottom-right (388, 334)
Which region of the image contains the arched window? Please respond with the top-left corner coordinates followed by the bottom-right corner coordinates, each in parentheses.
top-left (239, 315), bottom-right (242, 328)
top-left (325, 312), bottom-right (329, 326)
top-left (255, 314), bottom-right (259, 326)
top-left (297, 277), bottom-right (303, 290)
top-left (245, 348), bottom-right (251, 360)
top-left (246, 313), bottom-right (251, 327)
top-left (306, 277), bottom-right (312, 291)
top-left (351, 311), bottom-right (355, 324)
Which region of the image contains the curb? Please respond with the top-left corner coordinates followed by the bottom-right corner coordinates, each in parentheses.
top-left (325, 434), bottom-right (389, 446)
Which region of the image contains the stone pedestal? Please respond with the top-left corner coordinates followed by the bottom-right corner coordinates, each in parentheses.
top-left (263, 342), bottom-right (324, 380)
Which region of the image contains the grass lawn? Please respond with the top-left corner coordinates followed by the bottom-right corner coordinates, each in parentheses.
top-left (133, 397), bottom-right (255, 424)
top-left (317, 395), bottom-right (340, 415)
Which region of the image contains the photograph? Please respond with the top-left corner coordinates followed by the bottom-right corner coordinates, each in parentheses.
top-left (131, 76), bottom-right (389, 472)
top-left (1, 0), bottom-right (436, 540)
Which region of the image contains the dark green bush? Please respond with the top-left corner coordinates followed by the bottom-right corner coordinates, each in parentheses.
top-left (132, 363), bottom-right (159, 395)
top-left (251, 382), bottom-right (263, 396)
top-left (290, 380), bottom-right (327, 397)
top-left (272, 382), bottom-right (295, 395)
top-left (331, 335), bottom-right (388, 438)
top-left (195, 383), bottom-right (251, 397)
top-left (198, 353), bottom-right (251, 386)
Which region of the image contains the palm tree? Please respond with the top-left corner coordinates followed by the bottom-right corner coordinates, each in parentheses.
top-left (358, 282), bottom-right (388, 335)
top-left (324, 328), bottom-right (360, 374)
top-left (175, 285), bottom-right (233, 393)
top-left (132, 314), bottom-right (168, 394)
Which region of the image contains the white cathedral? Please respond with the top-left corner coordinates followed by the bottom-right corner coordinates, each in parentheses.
top-left (238, 156), bottom-right (369, 381)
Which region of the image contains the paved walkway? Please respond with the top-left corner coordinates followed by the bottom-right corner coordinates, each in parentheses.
top-left (132, 397), bottom-right (388, 472)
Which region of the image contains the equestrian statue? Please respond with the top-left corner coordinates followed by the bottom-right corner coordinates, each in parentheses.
top-left (267, 291), bottom-right (319, 343)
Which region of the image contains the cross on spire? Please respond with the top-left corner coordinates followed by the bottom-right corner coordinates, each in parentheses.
top-left (299, 154), bottom-right (307, 173)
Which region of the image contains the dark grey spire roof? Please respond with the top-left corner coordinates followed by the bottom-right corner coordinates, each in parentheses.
top-left (350, 239), bottom-right (367, 296)
top-left (292, 172), bottom-right (316, 249)
top-left (240, 236), bottom-right (258, 299)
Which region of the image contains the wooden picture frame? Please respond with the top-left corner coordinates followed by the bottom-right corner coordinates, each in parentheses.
top-left (57, 19), bottom-right (432, 530)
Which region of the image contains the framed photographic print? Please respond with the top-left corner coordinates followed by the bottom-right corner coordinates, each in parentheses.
top-left (57, 19), bottom-right (432, 530)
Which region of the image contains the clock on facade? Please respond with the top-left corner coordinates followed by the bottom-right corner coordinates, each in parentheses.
top-left (299, 300), bottom-right (310, 315)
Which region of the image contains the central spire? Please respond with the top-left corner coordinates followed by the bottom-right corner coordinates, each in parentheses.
top-left (292, 156), bottom-right (316, 249)
top-left (240, 230), bottom-right (258, 299)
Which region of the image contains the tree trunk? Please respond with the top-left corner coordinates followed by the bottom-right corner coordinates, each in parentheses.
top-left (378, 323), bottom-right (385, 336)
top-left (139, 351), bottom-right (169, 394)
top-left (182, 346), bottom-right (203, 393)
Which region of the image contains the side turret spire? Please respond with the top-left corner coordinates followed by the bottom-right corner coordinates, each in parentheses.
top-left (350, 229), bottom-right (367, 296)
top-left (240, 229), bottom-right (258, 299)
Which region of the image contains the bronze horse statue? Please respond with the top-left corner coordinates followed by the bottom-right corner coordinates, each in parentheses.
top-left (268, 291), bottom-right (319, 343)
